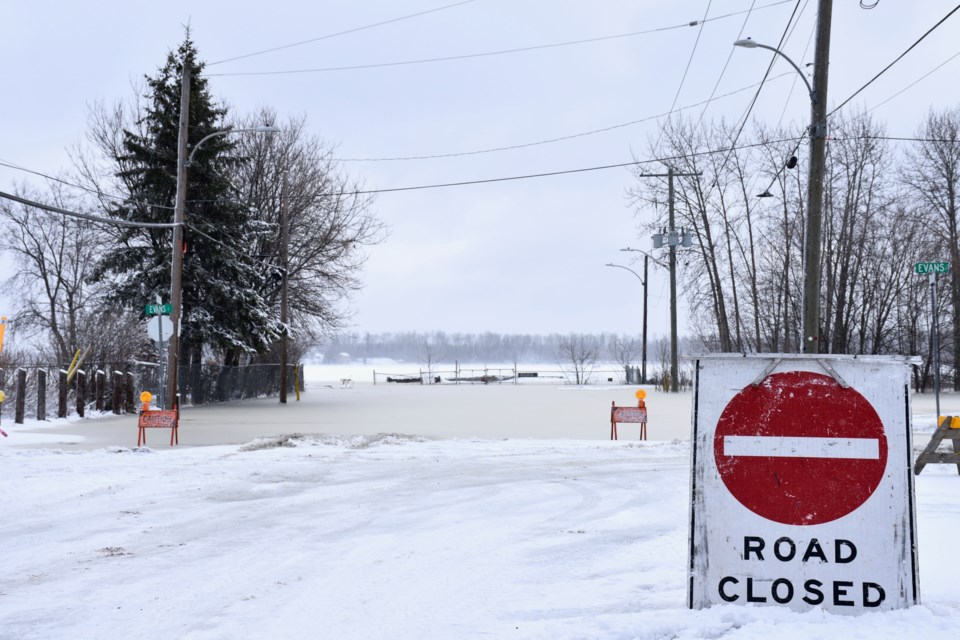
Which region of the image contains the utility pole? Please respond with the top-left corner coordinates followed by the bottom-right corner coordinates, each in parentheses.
top-left (629, 168), bottom-right (699, 392)
top-left (801, 0), bottom-right (833, 354)
top-left (166, 64), bottom-right (190, 409)
top-left (642, 254), bottom-right (648, 384)
top-left (279, 172), bottom-right (290, 404)
top-left (667, 168), bottom-right (679, 391)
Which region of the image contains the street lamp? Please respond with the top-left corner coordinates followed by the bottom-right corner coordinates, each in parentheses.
top-left (606, 262), bottom-right (649, 384)
top-left (166, 67), bottom-right (279, 409)
top-left (185, 126), bottom-right (280, 166)
top-left (734, 26), bottom-right (832, 354)
top-left (733, 39), bottom-right (814, 100)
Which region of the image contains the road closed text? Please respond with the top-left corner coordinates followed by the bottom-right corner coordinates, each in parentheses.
top-left (716, 536), bottom-right (886, 608)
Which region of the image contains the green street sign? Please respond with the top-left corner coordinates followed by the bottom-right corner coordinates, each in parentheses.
top-left (145, 303), bottom-right (173, 316)
top-left (914, 261), bottom-right (950, 275)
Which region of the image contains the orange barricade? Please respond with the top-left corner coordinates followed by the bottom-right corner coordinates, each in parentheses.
top-left (138, 409), bottom-right (179, 447)
top-left (611, 390), bottom-right (648, 440)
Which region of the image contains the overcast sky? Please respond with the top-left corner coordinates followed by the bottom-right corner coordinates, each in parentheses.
top-left (3, 1), bottom-right (960, 339)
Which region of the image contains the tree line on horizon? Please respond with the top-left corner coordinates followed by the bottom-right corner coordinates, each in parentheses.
top-left (320, 330), bottom-right (689, 365)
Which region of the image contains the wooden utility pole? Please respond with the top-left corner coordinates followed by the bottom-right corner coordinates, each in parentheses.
top-left (279, 172), bottom-right (290, 404)
top-left (629, 168), bottom-right (700, 392)
top-left (167, 64), bottom-right (191, 409)
top-left (668, 168), bottom-right (679, 392)
top-left (642, 254), bottom-right (648, 384)
top-left (801, 0), bottom-right (833, 354)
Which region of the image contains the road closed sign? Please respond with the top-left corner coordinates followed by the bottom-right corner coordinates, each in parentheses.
top-left (688, 355), bottom-right (919, 614)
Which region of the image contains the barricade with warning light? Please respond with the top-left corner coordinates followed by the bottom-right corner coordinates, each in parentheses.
top-left (611, 389), bottom-right (648, 440)
top-left (137, 391), bottom-right (179, 447)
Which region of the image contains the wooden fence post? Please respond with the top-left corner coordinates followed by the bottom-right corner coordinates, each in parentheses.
top-left (37, 369), bottom-right (47, 421)
top-left (15, 368), bottom-right (26, 424)
top-left (76, 370), bottom-right (86, 418)
top-left (112, 371), bottom-right (122, 415)
top-left (124, 372), bottom-right (134, 413)
top-left (95, 370), bottom-right (105, 411)
top-left (58, 369), bottom-right (68, 418)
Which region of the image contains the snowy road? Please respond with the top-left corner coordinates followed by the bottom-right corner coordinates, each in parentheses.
top-left (3, 368), bottom-right (960, 638)
top-left (3, 435), bottom-right (960, 639)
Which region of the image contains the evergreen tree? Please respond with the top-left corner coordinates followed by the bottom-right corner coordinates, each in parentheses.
top-left (92, 35), bottom-right (281, 372)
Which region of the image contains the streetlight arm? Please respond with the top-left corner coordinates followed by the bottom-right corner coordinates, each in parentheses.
top-left (619, 247), bottom-right (668, 269)
top-left (605, 263), bottom-right (645, 284)
top-left (186, 126), bottom-right (280, 165)
top-left (734, 39), bottom-right (814, 102)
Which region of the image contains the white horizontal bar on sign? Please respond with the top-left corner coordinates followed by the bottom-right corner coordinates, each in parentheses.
top-left (722, 436), bottom-right (880, 460)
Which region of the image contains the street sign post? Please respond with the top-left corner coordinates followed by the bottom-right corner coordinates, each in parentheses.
top-left (913, 261), bottom-right (949, 418)
top-left (688, 354), bottom-right (919, 614)
top-left (146, 310), bottom-right (173, 410)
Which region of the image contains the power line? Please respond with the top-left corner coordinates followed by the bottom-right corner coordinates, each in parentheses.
top-left (209, 1), bottom-right (794, 77)
top-left (655, 0), bottom-right (714, 149)
top-left (209, 0), bottom-right (482, 67)
top-left (0, 190), bottom-right (180, 229)
top-left (279, 137), bottom-right (800, 201)
top-left (745, 0), bottom-right (813, 201)
top-left (338, 71), bottom-right (796, 162)
top-left (829, 4), bottom-right (960, 117)
top-left (692, 0), bottom-right (759, 133)
top-left (866, 47), bottom-right (960, 114)
top-left (0, 158), bottom-right (177, 213)
top-left (705, 0), bottom-right (803, 190)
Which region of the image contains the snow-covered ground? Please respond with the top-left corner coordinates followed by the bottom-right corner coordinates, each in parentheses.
top-left (2, 365), bottom-right (960, 639)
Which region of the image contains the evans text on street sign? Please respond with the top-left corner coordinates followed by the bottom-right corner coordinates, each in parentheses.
top-left (913, 261), bottom-right (950, 275)
top-left (145, 303), bottom-right (173, 316)
top-left (689, 354), bottom-right (919, 614)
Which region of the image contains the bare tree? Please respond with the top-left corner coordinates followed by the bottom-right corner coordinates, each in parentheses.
top-left (419, 341), bottom-right (446, 383)
top-left (555, 334), bottom-right (600, 385)
top-left (902, 107), bottom-right (960, 388)
top-left (0, 183), bottom-right (147, 366)
top-left (227, 109), bottom-right (386, 353)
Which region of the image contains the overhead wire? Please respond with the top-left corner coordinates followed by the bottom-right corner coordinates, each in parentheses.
top-left (0, 190), bottom-right (180, 229)
top-left (0, 158), bottom-right (178, 213)
top-left (702, 0), bottom-right (803, 192)
top-left (337, 71), bottom-right (796, 162)
top-left (271, 137), bottom-right (803, 201)
top-left (691, 0), bottom-right (758, 133)
top-left (866, 48), bottom-right (960, 114)
top-left (652, 0), bottom-right (714, 152)
top-left (828, 3), bottom-right (960, 117)
top-left (11, 4), bottom-right (959, 224)
top-left (208, 1), bottom-right (795, 77)
top-left (745, 0), bottom-right (813, 200)
top-left (208, 0), bottom-right (482, 66)
top-left (753, 4), bottom-right (960, 200)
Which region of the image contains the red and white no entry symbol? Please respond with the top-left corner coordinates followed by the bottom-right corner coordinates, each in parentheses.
top-left (714, 371), bottom-right (888, 525)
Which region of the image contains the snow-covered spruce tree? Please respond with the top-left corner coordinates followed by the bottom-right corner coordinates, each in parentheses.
top-left (90, 36), bottom-right (281, 391)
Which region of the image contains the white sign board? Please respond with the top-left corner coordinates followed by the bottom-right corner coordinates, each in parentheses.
top-left (147, 315), bottom-right (174, 343)
top-left (688, 354), bottom-right (919, 614)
